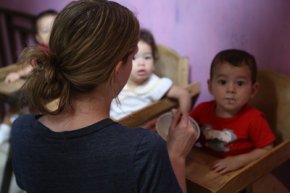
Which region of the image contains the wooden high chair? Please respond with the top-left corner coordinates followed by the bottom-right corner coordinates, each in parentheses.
top-left (155, 45), bottom-right (190, 87)
top-left (118, 44), bottom-right (192, 125)
top-left (0, 8), bottom-right (34, 193)
top-left (0, 8), bottom-right (34, 67)
top-left (0, 63), bottom-right (26, 120)
top-left (185, 70), bottom-right (290, 193)
top-left (120, 70), bottom-right (290, 193)
top-left (0, 65), bottom-right (26, 193)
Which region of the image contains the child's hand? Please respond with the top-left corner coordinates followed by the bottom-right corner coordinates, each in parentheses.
top-left (211, 145), bottom-right (273, 175)
top-left (4, 72), bottom-right (21, 83)
top-left (211, 156), bottom-right (246, 174)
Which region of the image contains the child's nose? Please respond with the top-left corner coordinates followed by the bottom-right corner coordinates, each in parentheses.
top-left (226, 83), bottom-right (236, 92)
top-left (136, 57), bottom-right (145, 66)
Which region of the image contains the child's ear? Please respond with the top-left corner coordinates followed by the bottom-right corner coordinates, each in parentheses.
top-left (250, 82), bottom-right (259, 98)
top-left (207, 79), bottom-right (213, 94)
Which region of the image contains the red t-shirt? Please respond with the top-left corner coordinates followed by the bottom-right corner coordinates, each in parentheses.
top-left (31, 44), bottom-right (49, 66)
top-left (39, 43), bottom-right (49, 52)
top-left (190, 101), bottom-right (276, 158)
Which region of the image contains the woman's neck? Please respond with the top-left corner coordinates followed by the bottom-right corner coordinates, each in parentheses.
top-left (39, 88), bottom-right (113, 132)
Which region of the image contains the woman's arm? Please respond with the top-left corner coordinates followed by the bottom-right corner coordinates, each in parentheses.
top-left (167, 111), bottom-right (197, 193)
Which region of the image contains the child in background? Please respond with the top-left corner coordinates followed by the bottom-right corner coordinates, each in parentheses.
top-left (110, 28), bottom-right (192, 121)
top-left (0, 9), bottom-right (57, 146)
top-left (4, 9), bottom-right (57, 83)
top-left (190, 49), bottom-right (276, 174)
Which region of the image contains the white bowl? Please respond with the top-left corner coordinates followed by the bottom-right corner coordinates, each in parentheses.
top-left (156, 112), bottom-right (200, 141)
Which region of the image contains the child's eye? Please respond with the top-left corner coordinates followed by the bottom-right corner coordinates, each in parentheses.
top-left (236, 80), bottom-right (245, 86)
top-left (144, 55), bottom-right (153, 60)
top-left (217, 79), bottom-right (227, 85)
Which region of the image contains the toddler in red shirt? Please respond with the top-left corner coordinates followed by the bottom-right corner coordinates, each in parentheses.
top-left (190, 49), bottom-right (275, 174)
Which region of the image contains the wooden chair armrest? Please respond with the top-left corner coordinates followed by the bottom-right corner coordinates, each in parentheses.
top-left (0, 63), bottom-right (27, 98)
top-left (186, 139), bottom-right (290, 193)
top-left (118, 82), bottom-right (200, 128)
top-left (0, 64), bottom-right (24, 80)
top-left (0, 79), bottom-right (25, 96)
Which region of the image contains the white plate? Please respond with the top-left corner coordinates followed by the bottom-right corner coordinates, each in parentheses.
top-left (156, 112), bottom-right (200, 141)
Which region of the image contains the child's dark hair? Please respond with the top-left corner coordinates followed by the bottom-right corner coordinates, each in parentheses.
top-left (210, 49), bottom-right (257, 83)
top-left (32, 9), bottom-right (58, 34)
top-left (139, 29), bottom-right (158, 60)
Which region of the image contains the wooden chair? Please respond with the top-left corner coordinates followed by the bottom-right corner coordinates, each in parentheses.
top-left (185, 70), bottom-right (290, 193)
top-left (0, 7), bottom-right (34, 122)
top-left (0, 8), bottom-right (34, 193)
top-left (120, 70), bottom-right (290, 193)
top-left (155, 45), bottom-right (190, 87)
top-left (0, 64), bottom-right (26, 121)
top-left (0, 64), bottom-right (24, 80)
top-left (117, 44), bottom-right (192, 126)
top-left (117, 44), bottom-right (191, 125)
top-left (0, 8), bottom-right (34, 67)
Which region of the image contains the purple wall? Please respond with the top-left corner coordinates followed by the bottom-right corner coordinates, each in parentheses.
top-left (1, 0), bottom-right (290, 103)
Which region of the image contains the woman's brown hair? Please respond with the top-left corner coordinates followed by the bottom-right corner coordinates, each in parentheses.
top-left (21, 0), bottom-right (140, 115)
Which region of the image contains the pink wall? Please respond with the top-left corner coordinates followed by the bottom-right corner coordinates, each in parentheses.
top-left (1, 0), bottom-right (290, 103)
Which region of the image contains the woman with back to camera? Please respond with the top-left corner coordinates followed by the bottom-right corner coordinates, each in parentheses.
top-left (11, 0), bottom-right (197, 193)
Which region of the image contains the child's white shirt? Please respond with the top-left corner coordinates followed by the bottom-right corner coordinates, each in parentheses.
top-left (110, 74), bottom-right (173, 120)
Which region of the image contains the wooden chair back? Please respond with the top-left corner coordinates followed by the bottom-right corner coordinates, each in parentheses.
top-left (155, 45), bottom-right (189, 87)
top-left (249, 70), bottom-right (290, 143)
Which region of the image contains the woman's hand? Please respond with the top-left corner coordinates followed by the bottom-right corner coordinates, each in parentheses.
top-left (167, 111), bottom-right (197, 158)
top-left (166, 111), bottom-right (197, 193)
